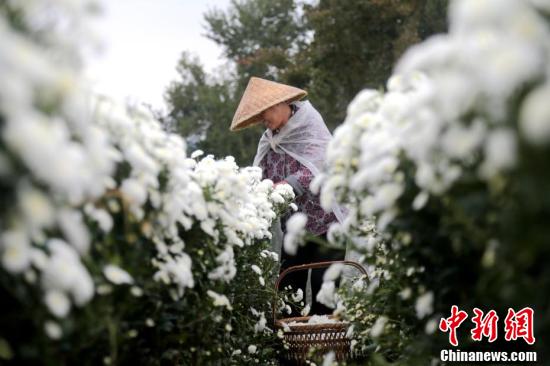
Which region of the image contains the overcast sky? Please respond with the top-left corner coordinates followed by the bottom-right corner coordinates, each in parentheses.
top-left (85, 0), bottom-right (231, 111)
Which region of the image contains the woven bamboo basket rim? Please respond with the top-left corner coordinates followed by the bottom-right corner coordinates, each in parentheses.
top-left (275, 315), bottom-right (348, 332)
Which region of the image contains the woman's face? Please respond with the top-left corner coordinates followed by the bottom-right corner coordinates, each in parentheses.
top-left (261, 103), bottom-right (291, 131)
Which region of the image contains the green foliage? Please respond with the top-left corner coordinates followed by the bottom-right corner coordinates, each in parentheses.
top-left (315, 2), bottom-right (550, 361)
top-left (302, 0), bottom-right (448, 128)
top-left (204, 0), bottom-right (307, 82)
top-left (321, 140), bottom-right (550, 366)
top-left (163, 53), bottom-right (261, 167)
top-left (0, 192), bottom-right (283, 365)
top-left (163, 0), bottom-right (309, 167)
top-left (163, 0), bottom-right (448, 165)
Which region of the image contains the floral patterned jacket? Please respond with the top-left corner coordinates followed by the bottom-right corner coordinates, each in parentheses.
top-left (259, 149), bottom-right (337, 236)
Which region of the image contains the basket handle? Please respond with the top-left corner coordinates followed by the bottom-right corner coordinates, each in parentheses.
top-left (273, 260), bottom-right (368, 322)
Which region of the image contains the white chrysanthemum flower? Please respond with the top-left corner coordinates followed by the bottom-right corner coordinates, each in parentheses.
top-left (190, 150), bottom-right (204, 159)
top-left (254, 312), bottom-right (267, 333)
top-left (250, 264), bottom-right (262, 275)
top-left (270, 192), bottom-right (284, 204)
top-left (291, 288), bottom-right (304, 302)
top-left (57, 208), bottom-right (90, 254)
top-left (124, 142), bottom-right (159, 176)
top-left (482, 239), bottom-right (499, 268)
top-left (131, 286), bottom-right (144, 297)
top-left (320, 175), bottom-right (344, 211)
top-left (323, 263), bottom-right (345, 282)
top-left (261, 250), bottom-right (279, 261)
top-left (45, 290), bottom-right (71, 318)
top-left (322, 351), bottom-right (336, 366)
top-left (370, 316), bottom-right (388, 338)
top-left (120, 178), bottom-right (148, 206)
top-left (399, 287), bottom-right (412, 300)
top-left (41, 239), bottom-right (94, 307)
top-left (103, 264), bottom-right (134, 285)
top-left (412, 191), bottom-right (429, 211)
top-left (18, 184), bottom-right (55, 232)
top-left (71, 269), bottom-right (95, 306)
top-left (520, 83), bottom-right (550, 145)
top-left (97, 284), bottom-right (113, 295)
top-left (273, 182), bottom-right (294, 197)
top-left (346, 89), bottom-right (382, 120)
top-left (207, 290), bottom-right (233, 310)
top-left (84, 204), bottom-right (113, 233)
top-left (316, 281), bottom-right (337, 309)
top-left (425, 318), bottom-right (438, 334)
top-left (283, 213), bottom-right (307, 256)
top-left (479, 129), bottom-right (517, 178)
top-left (415, 291), bottom-right (434, 319)
top-left (441, 120), bottom-right (486, 160)
top-left (44, 321), bottom-right (63, 340)
top-left (208, 246), bottom-right (236, 283)
top-left (1, 230), bottom-right (31, 273)
top-left (153, 252), bottom-right (194, 292)
top-left (247, 345), bottom-right (257, 354)
top-left (449, 0), bottom-right (527, 34)
top-left (3, 116), bottom-right (90, 203)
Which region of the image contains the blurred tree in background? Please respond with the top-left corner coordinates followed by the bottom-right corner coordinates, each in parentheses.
top-left (164, 0), bottom-right (306, 166)
top-left (162, 52), bottom-right (260, 167)
top-left (303, 0), bottom-right (448, 127)
top-left (204, 0), bottom-right (308, 84)
top-left (163, 0), bottom-right (448, 166)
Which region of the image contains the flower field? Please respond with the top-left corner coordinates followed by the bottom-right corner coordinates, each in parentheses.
top-left (0, 1), bottom-right (294, 364)
top-left (316, 0), bottom-right (550, 363)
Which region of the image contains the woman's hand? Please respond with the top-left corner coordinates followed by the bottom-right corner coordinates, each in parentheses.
top-left (273, 180), bottom-right (288, 188)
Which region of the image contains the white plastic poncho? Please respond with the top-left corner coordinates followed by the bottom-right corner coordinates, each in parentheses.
top-left (252, 101), bottom-right (347, 255)
top-left (255, 100), bottom-right (362, 292)
top-left (253, 100), bottom-right (346, 222)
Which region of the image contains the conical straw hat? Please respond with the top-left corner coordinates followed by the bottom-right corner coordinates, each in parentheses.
top-left (230, 77), bottom-right (307, 131)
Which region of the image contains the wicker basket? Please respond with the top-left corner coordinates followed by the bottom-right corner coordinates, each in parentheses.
top-left (273, 260), bottom-right (368, 364)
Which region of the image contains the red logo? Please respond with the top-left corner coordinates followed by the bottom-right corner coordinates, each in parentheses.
top-left (439, 306), bottom-right (535, 346)
top-left (439, 305), bottom-right (469, 346)
top-left (504, 307), bottom-right (535, 345)
top-left (471, 308), bottom-right (499, 343)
